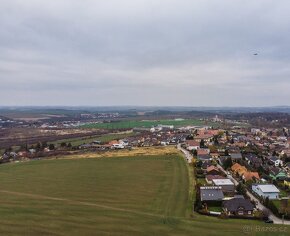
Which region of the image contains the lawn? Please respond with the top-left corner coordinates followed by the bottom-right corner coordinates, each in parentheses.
top-left (279, 189), bottom-right (290, 198)
top-left (82, 119), bottom-right (218, 130)
top-left (196, 178), bottom-right (208, 186)
top-left (0, 155), bottom-right (287, 235)
top-left (208, 206), bottom-right (222, 212)
top-left (272, 200), bottom-right (281, 211)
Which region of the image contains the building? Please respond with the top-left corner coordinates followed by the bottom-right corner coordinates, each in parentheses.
top-left (197, 154), bottom-right (212, 162)
top-left (185, 140), bottom-right (200, 151)
top-left (206, 166), bottom-right (221, 175)
top-left (245, 154), bottom-right (263, 169)
top-left (205, 175), bottom-right (226, 184)
top-left (210, 152), bottom-right (219, 159)
top-left (269, 167), bottom-right (287, 180)
top-left (231, 163), bottom-right (247, 177)
top-left (222, 198), bottom-right (254, 216)
top-left (200, 186), bottom-right (224, 202)
top-left (201, 161), bottom-right (212, 171)
top-left (156, 124), bottom-right (174, 130)
top-left (197, 148), bottom-right (210, 155)
top-left (268, 156), bottom-right (283, 167)
top-left (229, 153), bottom-right (242, 161)
top-left (194, 133), bottom-right (213, 142)
top-left (252, 184), bottom-right (280, 199)
top-left (242, 171), bottom-right (260, 182)
top-left (212, 179), bottom-right (235, 193)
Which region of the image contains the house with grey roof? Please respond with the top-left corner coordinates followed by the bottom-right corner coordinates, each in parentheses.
top-left (197, 154), bottom-right (212, 162)
top-left (212, 178), bottom-right (235, 193)
top-left (200, 186), bottom-right (224, 202)
top-left (229, 152), bottom-right (242, 161)
top-left (269, 166), bottom-right (287, 180)
top-left (222, 198), bottom-right (254, 216)
top-left (246, 154), bottom-right (263, 169)
top-left (252, 184), bottom-right (280, 199)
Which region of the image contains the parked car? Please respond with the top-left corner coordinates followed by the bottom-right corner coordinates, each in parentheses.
top-left (264, 218), bottom-right (274, 224)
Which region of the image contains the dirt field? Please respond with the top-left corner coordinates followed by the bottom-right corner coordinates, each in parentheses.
top-left (61, 146), bottom-right (181, 159)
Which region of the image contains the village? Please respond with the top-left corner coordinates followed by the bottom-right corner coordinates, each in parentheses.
top-left (182, 126), bottom-right (290, 223)
top-left (1, 117), bottom-right (290, 224)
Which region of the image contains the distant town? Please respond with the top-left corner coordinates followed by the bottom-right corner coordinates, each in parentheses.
top-left (1, 107), bottom-right (290, 225)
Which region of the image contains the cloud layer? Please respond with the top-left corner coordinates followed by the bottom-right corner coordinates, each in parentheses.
top-left (1, 0), bottom-right (290, 106)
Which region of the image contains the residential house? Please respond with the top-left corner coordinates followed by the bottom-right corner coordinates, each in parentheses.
top-left (229, 152), bottom-right (242, 161)
top-left (185, 140), bottom-right (200, 151)
top-left (207, 130), bottom-right (220, 136)
top-left (160, 141), bottom-right (169, 146)
top-left (17, 151), bottom-right (29, 158)
top-left (235, 142), bottom-right (247, 148)
top-left (269, 167), bottom-right (287, 180)
top-left (206, 166), bottom-right (221, 175)
top-left (29, 149), bottom-right (36, 154)
top-left (227, 146), bottom-right (240, 153)
top-left (119, 139), bottom-right (129, 146)
top-left (194, 133), bottom-right (213, 142)
top-left (261, 164), bottom-right (271, 174)
top-left (200, 186), bottom-right (224, 202)
top-left (205, 175), bottom-right (226, 184)
top-left (245, 154), bottom-right (263, 169)
top-left (212, 178), bottom-right (235, 193)
top-left (222, 198), bottom-right (254, 216)
top-left (242, 171), bottom-right (260, 182)
top-left (197, 154), bottom-right (212, 162)
top-left (231, 163), bottom-right (248, 177)
top-left (197, 149), bottom-right (210, 155)
top-left (108, 140), bottom-right (119, 146)
top-left (201, 161), bottom-right (211, 171)
top-left (218, 156), bottom-right (230, 166)
top-left (268, 156), bottom-right (283, 167)
top-left (252, 184), bottom-right (280, 199)
top-left (210, 152), bottom-right (219, 160)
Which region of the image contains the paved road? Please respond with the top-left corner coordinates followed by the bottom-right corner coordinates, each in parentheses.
top-left (217, 164), bottom-right (290, 225)
top-left (177, 144), bottom-right (193, 163)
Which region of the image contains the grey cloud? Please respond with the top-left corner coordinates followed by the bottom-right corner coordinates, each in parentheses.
top-left (0, 0), bottom-right (290, 106)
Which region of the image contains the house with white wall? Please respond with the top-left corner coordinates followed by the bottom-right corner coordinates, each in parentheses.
top-left (252, 184), bottom-right (280, 199)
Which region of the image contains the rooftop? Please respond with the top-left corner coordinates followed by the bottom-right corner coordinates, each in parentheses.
top-left (200, 186), bottom-right (224, 201)
top-left (212, 178), bottom-right (234, 186)
top-left (222, 198), bottom-right (254, 211)
top-left (254, 184), bottom-right (280, 193)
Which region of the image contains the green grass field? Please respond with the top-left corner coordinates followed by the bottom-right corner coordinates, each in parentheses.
top-left (82, 119), bottom-right (218, 130)
top-left (0, 156), bottom-right (287, 235)
top-left (48, 132), bottom-right (135, 147)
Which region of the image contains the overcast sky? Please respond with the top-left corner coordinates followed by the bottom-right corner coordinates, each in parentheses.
top-left (1, 0), bottom-right (290, 106)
